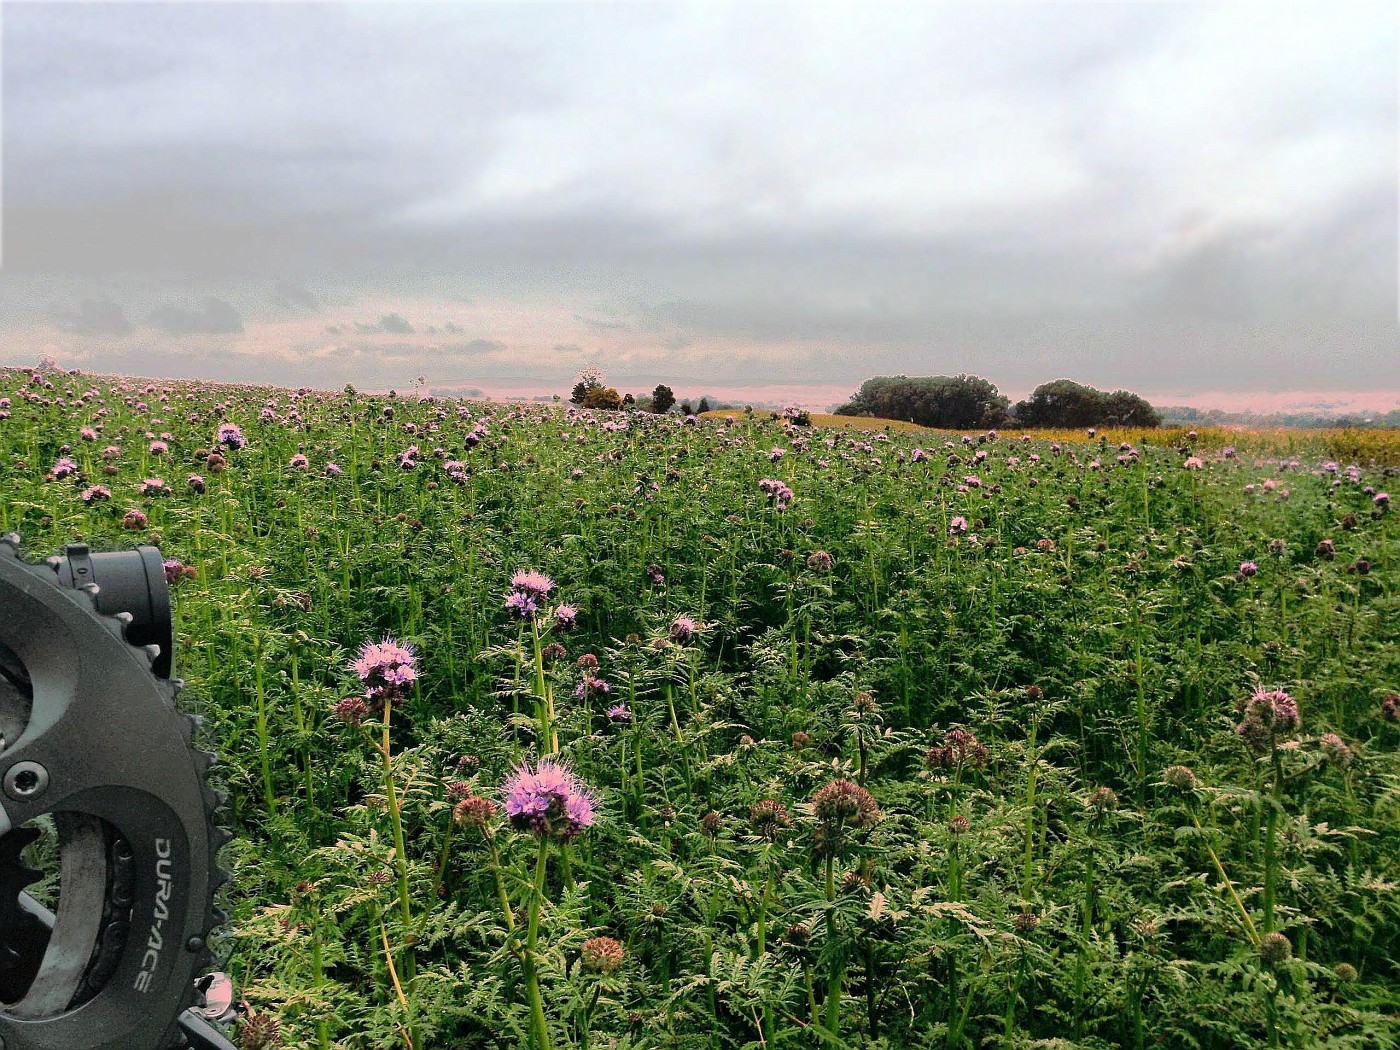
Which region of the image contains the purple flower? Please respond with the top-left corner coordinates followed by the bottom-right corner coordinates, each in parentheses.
top-left (1239, 561), bottom-right (1258, 578)
top-left (510, 570), bottom-right (554, 600)
top-left (351, 636), bottom-right (418, 710)
top-left (215, 423), bottom-right (247, 450)
top-left (501, 758), bottom-right (599, 840)
top-left (1236, 687), bottom-right (1300, 752)
top-left (289, 453), bottom-right (309, 469)
top-left (575, 673), bottom-right (611, 699)
top-left (669, 615), bottom-right (699, 645)
top-left (51, 456), bottom-right (79, 480)
top-left (148, 440), bottom-right (168, 455)
top-left (80, 484), bottom-right (111, 503)
top-left (554, 603), bottom-right (578, 630)
top-left (505, 591), bottom-right (539, 620)
top-left (606, 703), bottom-right (631, 724)
top-left (948, 516), bottom-right (968, 536)
top-left (187, 473), bottom-right (206, 494)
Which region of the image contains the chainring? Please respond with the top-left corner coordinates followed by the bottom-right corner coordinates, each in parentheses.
top-left (0, 534), bottom-right (229, 1050)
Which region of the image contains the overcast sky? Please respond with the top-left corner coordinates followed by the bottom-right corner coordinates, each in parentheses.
top-left (2, 2), bottom-right (1396, 407)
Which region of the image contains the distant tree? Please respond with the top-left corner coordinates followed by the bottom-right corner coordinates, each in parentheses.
top-left (834, 374), bottom-right (1010, 429)
top-left (651, 385), bottom-right (676, 414)
top-left (1012, 379), bottom-right (1160, 428)
top-left (622, 392), bottom-right (635, 407)
top-left (571, 367), bottom-right (605, 405)
top-left (680, 400), bottom-right (693, 416)
top-left (697, 396), bottom-right (711, 414)
top-left (582, 386), bottom-right (624, 411)
top-left (1102, 390), bottom-right (1162, 428)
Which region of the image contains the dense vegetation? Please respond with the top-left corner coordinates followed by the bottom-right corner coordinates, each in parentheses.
top-left (835, 375), bottom-right (1162, 430)
top-left (1, 365), bottom-right (1398, 1050)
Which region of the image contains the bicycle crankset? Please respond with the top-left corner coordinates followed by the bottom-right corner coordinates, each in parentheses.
top-left (0, 536), bottom-right (234, 1049)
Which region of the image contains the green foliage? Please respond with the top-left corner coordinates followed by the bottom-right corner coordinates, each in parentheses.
top-left (1, 365), bottom-right (1397, 1048)
top-left (1014, 378), bottom-right (1162, 428)
top-left (835, 374), bottom-right (1012, 428)
top-left (651, 385), bottom-right (676, 414)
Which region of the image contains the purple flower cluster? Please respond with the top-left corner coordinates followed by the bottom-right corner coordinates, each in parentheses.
top-left (215, 422), bottom-right (247, 449)
top-left (505, 570), bottom-right (555, 621)
top-left (1236, 687), bottom-right (1301, 753)
top-left (351, 636), bottom-right (419, 710)
top-left (925, 728), bottom-right (988, 771)
top-left (758, 477), bottom-right (795, 510)
top-left (502, 758), bottom-right (598, 840)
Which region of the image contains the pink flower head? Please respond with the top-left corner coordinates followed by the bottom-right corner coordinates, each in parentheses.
top-left (351, 636), bottom-right (418, 708)
top-left (510, 570), bottom-right (554, 600)
top-left (554, 603), bottom-right (578, 630)
top-left (215, 422), bottom-right (247, 449)
top-left (1236, 687), bottom-right (1300, 752)
top-left (502, 758), bottom-right (598, 840)
top-left (669, 615), bottom-right (699, 645)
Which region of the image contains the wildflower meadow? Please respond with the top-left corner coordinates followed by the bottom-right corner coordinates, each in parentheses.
top-left (1, 364), bottom-right (1397, 1049)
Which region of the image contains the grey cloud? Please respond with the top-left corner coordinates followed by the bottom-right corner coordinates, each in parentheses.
top-left (1, 3), bottom-right (1396, 395)
top-left (147, 297), bottom-right (244, 335)
top-left (451, 339), bottom-right (506, 355)
top-left (272, 279), bottom-right (319, 310)
top-left (58, 298), bottom-right (132, 336)
top-left (378, 313), bottom-right (414, 335)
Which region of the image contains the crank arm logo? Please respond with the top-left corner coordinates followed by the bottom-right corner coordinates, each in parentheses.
top-left (133, 838), bottom-right (175, 993)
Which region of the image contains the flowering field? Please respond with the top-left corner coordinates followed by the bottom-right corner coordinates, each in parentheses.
top-left (2, 366), bottom-right (1398, 1050)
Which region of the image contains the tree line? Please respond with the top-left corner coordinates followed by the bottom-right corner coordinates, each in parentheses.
top-left (834, 375), bottom-right (1162, 429)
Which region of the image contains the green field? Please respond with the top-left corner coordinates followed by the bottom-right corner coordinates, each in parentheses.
top-left (2, 367), bottom-right (1397, 1049)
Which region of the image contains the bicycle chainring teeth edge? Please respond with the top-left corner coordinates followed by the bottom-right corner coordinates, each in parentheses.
top-left (0, 534), bottom-right (230, 1050)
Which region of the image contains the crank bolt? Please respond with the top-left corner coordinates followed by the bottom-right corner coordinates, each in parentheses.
top-left (4, 761), bottom-right (49, 801)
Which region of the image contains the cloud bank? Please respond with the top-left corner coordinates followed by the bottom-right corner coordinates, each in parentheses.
top-left (1, 3), bottom-right (1395, 405)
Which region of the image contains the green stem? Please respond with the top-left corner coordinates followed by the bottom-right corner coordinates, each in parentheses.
top-left (524, 838), bottom-right (553, 1050)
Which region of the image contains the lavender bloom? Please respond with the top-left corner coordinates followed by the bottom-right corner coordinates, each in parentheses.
top-left (351, 636), bottom-right (418, 710)
top-left (1239, 561), bottom-right (1259, 578)
top-left (81, 485), bottom-right (111, 503)
top-left (289, 453), bottom-right (309, 469)
top-left (1236, 687), bottom-right (1301, 753)
top-left (606, 703), bottom-right (631, 723)
top-left (554, 603), bottom-right (578, 630)
top-left (51, 456), bottom-right (79, 480)
top-left (501, 758), bottom-right (599, 840)
top-left (505, 591), bottom-right (539, 620)
top-left (510, 570), bottom-right (554, 600)
top-left (669, 615), bottom-right (699, 645)
top-left (215, 422), bottom-right (247, 449)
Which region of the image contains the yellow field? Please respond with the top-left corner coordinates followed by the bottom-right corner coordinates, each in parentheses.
top-left (703, 411), bottom-right (1400, 464)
